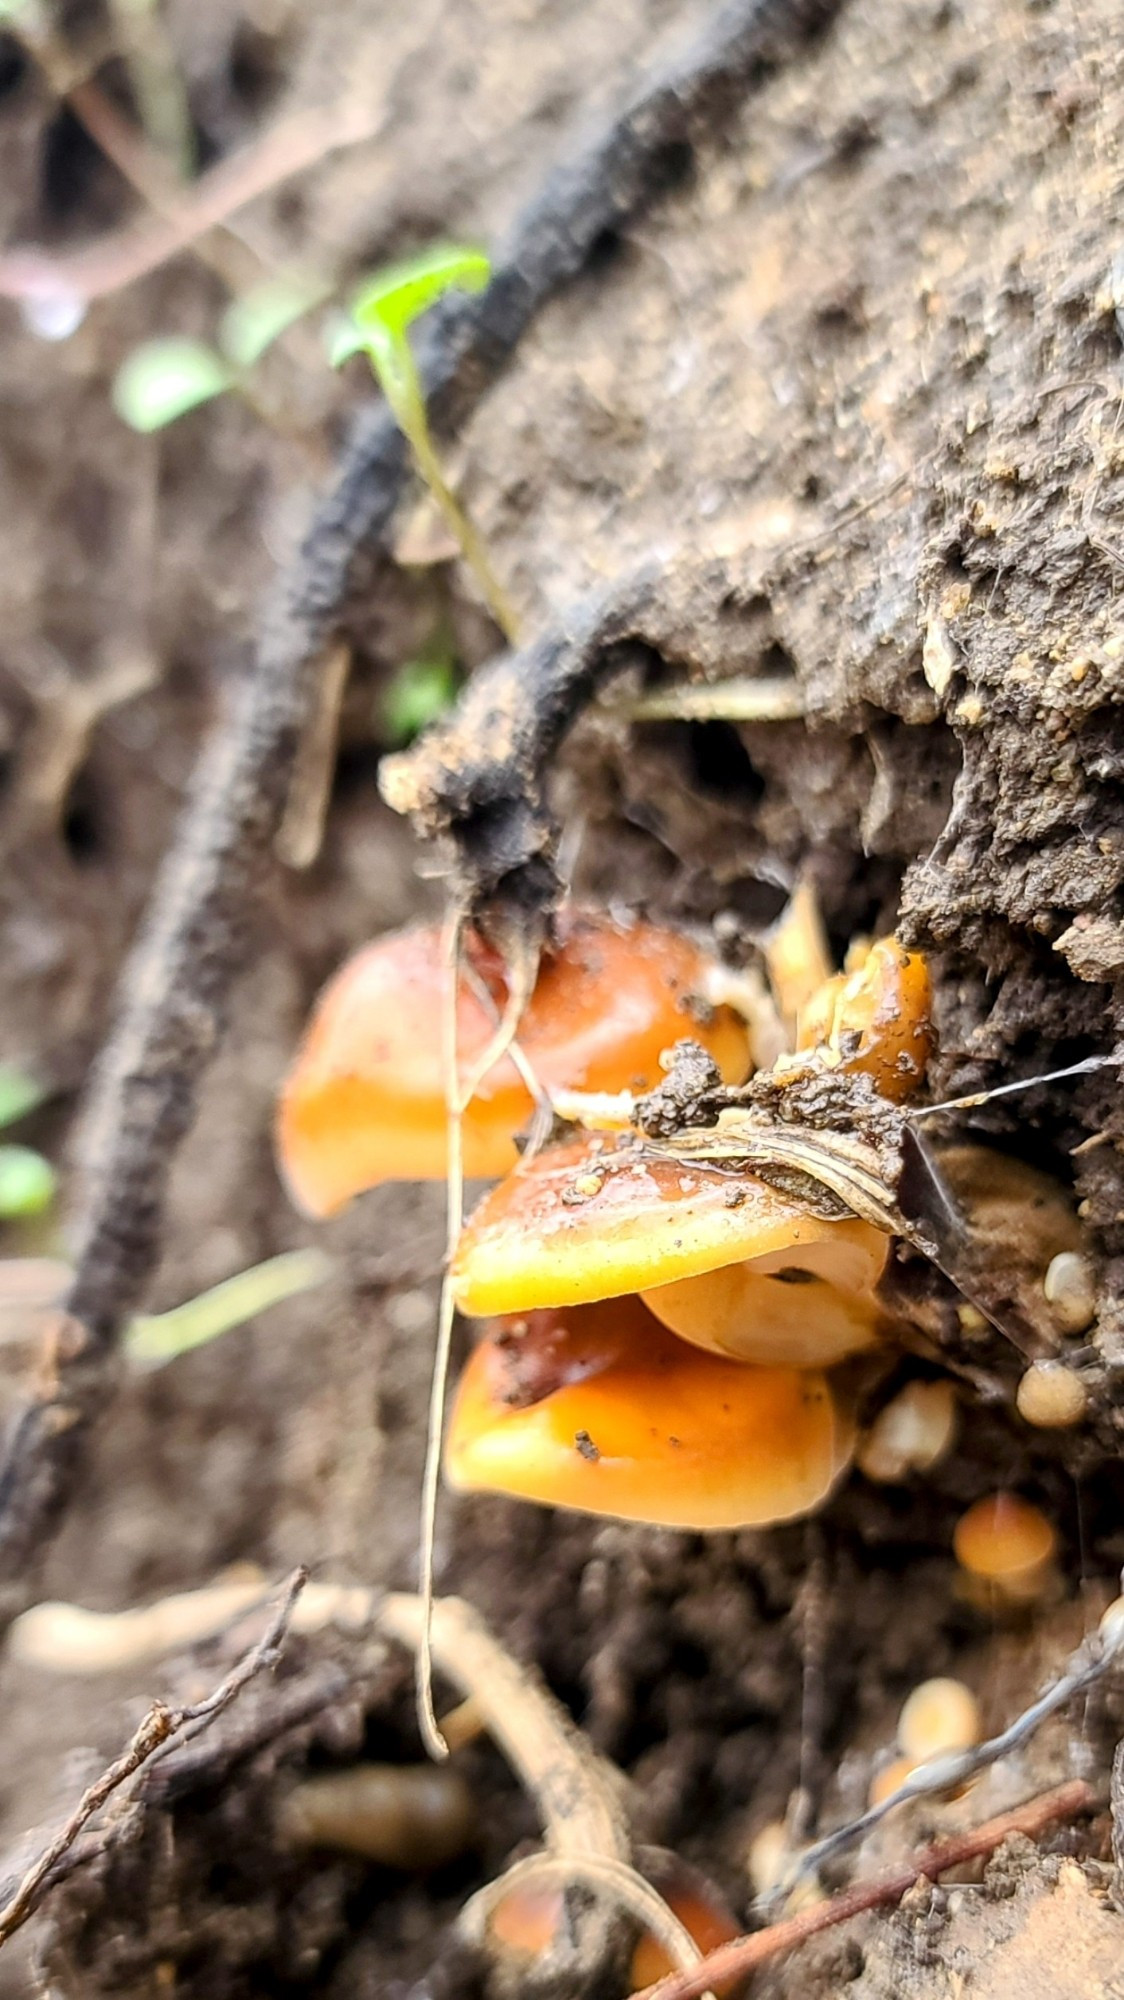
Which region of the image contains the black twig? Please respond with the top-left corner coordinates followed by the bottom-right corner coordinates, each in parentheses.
top-left (0, 1569), bottom-right (307, 1951)
top-left (0, 0), bottom-right (842, 1610)
top-left (379, 567), bottom-right (661, 917)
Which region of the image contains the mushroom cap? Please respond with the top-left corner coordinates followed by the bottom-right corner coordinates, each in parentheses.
top-left (445, 1298), bottom-right (854, 1530)
top-left (795, 936), bottom-right (932, 1103)
top-left (276, 910), bottom-right (749, 1215)
top-left (451, 1130), bottom-right (887, 1322)
top-left (953, 1492), bottom-right (1057, 1582)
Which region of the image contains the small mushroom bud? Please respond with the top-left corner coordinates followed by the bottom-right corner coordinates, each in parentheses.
top-left (746, 1820), bottom-right (791, 1899)
top-left (1016, 1360), bottom-right (1087, 1429)
top-left (1043, 1251), bottom-right (1097, 1335)
top-left (446, 1299), bottom-right (854, 1530)
top-left (793, 935), bottom-right (933, 1103)
top-left (953, 1493), bottom-right (1057, 1606)
top-left (489, 1851), bottom-right (741, 1995)
top-left (856, 1380), bottom-right (958, 1484)
top-left (277, 1763), bottom-right (475, 1870)
top-left (746, 1820), bottom-right (822, 1913)
top-left (897, 1678), bottom-right (981, 1761)
top-left (1099, 1593), bottom-right (1124, 1654)
top-left (628, 1850), bottom-right (742, 1993)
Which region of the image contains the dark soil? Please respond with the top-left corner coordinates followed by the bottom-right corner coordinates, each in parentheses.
top-left (1, 0), bottom-right (1123, 1994)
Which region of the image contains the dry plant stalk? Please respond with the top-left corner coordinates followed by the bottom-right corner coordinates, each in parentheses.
top-left (633, 1779), bottom-right (1095, 2000)
top-left (0, 1568), bottom-right (307, 1951)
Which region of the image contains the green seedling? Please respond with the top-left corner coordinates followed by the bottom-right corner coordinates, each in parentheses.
top-left (112, 242), bottom-right (517, 642)
top-left (332, 245), bottom-right (518, 642)
top-left (124, 1246), bottom-right (332, 1369)
top-left (0, 1065), bottom-right (47, 1130)
top-left (112, 272), bottom-right (330, 433)
top-left (219, 273), bottom-right (331, 370)
top-left (381, 643), bottom-right (460, 748)
top-left (113, 335), bottom-right (233, 432)
top-left (0, 1146), bottom-right (56, 1219)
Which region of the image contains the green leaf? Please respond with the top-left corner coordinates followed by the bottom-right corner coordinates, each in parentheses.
top-left (326, 314), bottom-right (367, 368)
top-left (350, 244), bottom-right (491, 342)
top-left (381, 652), bottom-right (459, 746)
top-left (124, 1248), bottom-right (333, 1370)
top-left (0, 1066), bottom-right (46, 1130)
top-left (112, 337), bottom-right (232, 433)
top-left (219, 273), bottom-right (329, 369)
top-left (0, 1146), bottom-right (56, 1219)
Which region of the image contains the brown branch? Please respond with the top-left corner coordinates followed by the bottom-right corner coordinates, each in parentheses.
top-left (0, 1567), bottom-right (307, 1951)
top-left (0, 99), bottom-right (382, 307)
top-left (633, 1779), bottom-right (1095, 2000)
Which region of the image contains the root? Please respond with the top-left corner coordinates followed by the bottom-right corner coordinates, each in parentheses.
top-left (632, 1780), bottom-right (1096, 2000)
top-left (0, 1569), bottom-right (308, 1952)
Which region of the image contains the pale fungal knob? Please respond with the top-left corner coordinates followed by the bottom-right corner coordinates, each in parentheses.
top-left (745, 1819), bottom-right (822, 1913)
top-left (1043, 1251), bottom-right (1096, 1335)
top-left (746, 1820), bottom-right (790, 1898)
top-left (953, 1493), bottom-right (1057, 1605)
top-left (277, 1764), bottom-right (475, 1870)
top-left (1015, 1360), bottom-right (1087, 1429)
top-left (856, 1380), bottom-right (957, 1484)
top-left (897, 1677), bottom-right (981, 1761)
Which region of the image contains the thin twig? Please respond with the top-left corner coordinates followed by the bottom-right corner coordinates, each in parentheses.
top-left (633, 1780), bottom-right (1095, 2000)
top-left (0, 1567), bottom-right (307, 1951)
top-left (0, 99), bottom-right (383, 307)
top-left (782, 1592), bottom-right (1124, 1894)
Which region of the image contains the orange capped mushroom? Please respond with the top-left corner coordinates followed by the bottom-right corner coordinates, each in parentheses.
top-left (445, 1298), bottom-right (854, 1530)
top-left (953, 1492), bottom-right (1058, 1606)
top-left (276, 909), bottom-right (750, 1215)
top-left (792, 935), bottom-right (932, 1104)
top-left (450, 1130), bottom-right (891, 1366)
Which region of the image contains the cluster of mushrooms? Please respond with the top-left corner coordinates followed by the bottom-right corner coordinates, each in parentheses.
top-left (274, 901), bottom-right (1093, 1540)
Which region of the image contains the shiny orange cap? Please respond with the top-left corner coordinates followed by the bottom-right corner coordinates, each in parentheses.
top-left (451, 1130), bottom-right (887, 1329)
top-left (445, 1298), bottom-right (854, 1530)
top-left (276, 910), bottom-right (750, 1215)
top-left (795, 936), bottom-right (932, 1103)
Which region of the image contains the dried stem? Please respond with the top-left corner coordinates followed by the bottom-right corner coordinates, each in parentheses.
top-left (633, 1780), bottom-right (1095, 2000)
top-left (783, 1595), bottom-right (1124, 1894)
top-left (0, 1567), bottom-right (307, 1951)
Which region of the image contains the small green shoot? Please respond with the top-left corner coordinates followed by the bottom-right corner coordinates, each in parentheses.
top-left (113, 274), bottom-right (331, 435)
top-left (0, 1065), bottom-right (47, 1130)
top-left (219, 273), bottom-right (331, 370)
top-left (113, 336), bottom-right (232, 432)
top-left (0, 1146), bottom-right (56, 1219)
top-left (334, 246), bottom-right (518, 642)
top-left (381, 647), bottom-right (459, 747)
top-left (124, 1247), bottom-right (332, 1370)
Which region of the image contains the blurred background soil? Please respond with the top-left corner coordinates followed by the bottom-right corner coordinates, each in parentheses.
top-left (1, 0), bottom-right (1124, 1992)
